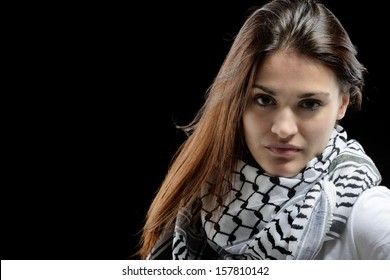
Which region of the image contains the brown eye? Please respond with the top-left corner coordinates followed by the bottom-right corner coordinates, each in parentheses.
top-left (256, 94), bottom-right (275, 107)
top-left (300, 99), bottom-right (322, 111)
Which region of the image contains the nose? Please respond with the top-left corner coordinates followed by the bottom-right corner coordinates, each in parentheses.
top-left (271, 108), bottom-right (298, 139)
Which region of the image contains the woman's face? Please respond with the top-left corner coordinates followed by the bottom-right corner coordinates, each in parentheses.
top-left (243, 51), bottom-right (349, 177)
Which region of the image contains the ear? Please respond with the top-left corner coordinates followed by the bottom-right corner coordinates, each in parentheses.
top-left (337, 93), bottom-right (350, 120)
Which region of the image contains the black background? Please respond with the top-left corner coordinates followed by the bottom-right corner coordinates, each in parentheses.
top-left (3, 1), bottom-right (388, 260)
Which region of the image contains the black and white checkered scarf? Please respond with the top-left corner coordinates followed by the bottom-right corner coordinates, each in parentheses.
top-left (148, 125), bottom-right (382, 259)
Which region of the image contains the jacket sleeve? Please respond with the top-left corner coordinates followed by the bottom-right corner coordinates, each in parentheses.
top-left (350, 186), bottom-right (390, 259)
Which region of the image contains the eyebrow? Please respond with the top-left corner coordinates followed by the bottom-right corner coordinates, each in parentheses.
top-left (253, 84), bottom-right (330, 98)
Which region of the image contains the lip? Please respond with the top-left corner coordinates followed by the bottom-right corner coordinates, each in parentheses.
top-left (266, 143), bottom-right (302, 157)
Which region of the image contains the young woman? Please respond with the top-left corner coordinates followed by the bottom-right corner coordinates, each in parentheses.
top-left (137, 0), bottom-right (390, 259)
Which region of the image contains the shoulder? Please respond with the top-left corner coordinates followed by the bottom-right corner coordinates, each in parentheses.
top-left (352, 186), bottom-right (390, 218)
top-left (349, 186), bottom-right (390, 259)
top-left (316, 186), bottom-right (390, 259)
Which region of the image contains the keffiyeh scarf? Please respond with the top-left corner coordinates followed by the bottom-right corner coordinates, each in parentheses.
top-left (148, 125), bottom-right (382, 260)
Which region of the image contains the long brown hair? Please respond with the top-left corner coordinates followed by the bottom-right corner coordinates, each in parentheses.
top-left (137, 0), bottom-right (366, 259)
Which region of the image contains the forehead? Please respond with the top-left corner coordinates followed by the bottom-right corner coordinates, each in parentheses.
top-left (253, 51), bottom-right (340, 95)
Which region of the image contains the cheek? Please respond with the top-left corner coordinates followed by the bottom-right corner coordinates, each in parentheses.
top-left (243, 111), bottom-right (268, 144)
top-left (306, 121), bottom-right (335, 153)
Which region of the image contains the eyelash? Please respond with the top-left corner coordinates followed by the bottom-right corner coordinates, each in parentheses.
top-left (254, 94), bottom-right (323, 111)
